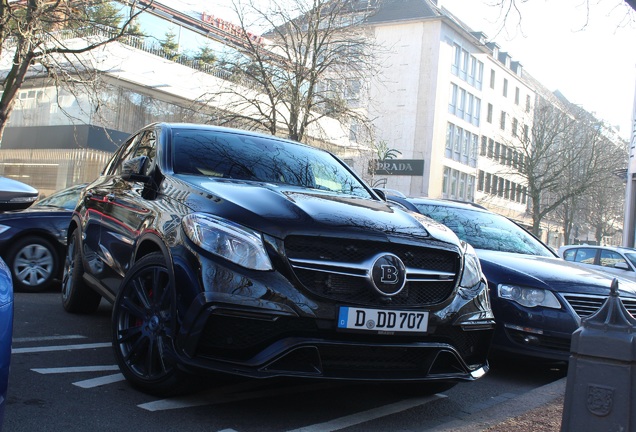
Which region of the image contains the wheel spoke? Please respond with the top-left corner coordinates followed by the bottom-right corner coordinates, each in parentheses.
top-left (116, 323), bottom-right (143, 345)
top-left (119, 294), bottom-right (146, 321)
top-left (131, 277), bottom-right (152, 310)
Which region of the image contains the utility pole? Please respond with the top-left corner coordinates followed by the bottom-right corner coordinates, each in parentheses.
top-left (623, 81), bottom-right (636, 247)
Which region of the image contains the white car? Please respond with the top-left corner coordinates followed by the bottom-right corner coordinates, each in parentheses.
top-left (559, 245), bottom-right (636, 282)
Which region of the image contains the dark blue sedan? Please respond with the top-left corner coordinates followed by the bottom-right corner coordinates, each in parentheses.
top-left (0, 183), bottom-right (85, 292)
top-left (388, 196), bottom-right (636, 362)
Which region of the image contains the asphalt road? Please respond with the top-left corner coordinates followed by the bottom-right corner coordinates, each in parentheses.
top-left (4, 291), bottom-right (567, 432)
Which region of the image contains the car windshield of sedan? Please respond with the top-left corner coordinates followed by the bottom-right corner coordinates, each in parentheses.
top-left (413, 203), bottom-right (554, 256)
top-left (172, 129), bottom-right (372, 198)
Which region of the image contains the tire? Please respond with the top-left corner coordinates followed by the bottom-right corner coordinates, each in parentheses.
top-left (7, 236), bottom-right (58, 293)
top-left (112, 252), bottom-right (193, 396)
top-left (61, 229), bottom-right (101, 313)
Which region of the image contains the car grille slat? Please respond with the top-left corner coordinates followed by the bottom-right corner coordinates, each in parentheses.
top-left (562, 293), bottom-right (636, 318)
top-left (284, 236), bottom-right (459, 307)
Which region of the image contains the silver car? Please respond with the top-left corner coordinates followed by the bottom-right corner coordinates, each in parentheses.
top-left (559, 245), bottom-right (636, 282)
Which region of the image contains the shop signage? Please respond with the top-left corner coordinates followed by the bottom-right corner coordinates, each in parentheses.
top-left (369, 159), bottom-right (425, 176)
top-left (201, 12), bottom-right (264, 45)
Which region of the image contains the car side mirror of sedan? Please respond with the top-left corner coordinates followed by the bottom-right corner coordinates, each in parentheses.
top-left (614, 262), bottom-right (631, 271)
top-left (121, 156), bottom-right (151, 183)
top-left (0, 177), bottom-right (39, 211)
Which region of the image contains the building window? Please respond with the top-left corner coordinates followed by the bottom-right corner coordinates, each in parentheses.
top-left (503, 78), bottom-right (508, 97)
top-left (443, 167), bottom-right (476, 201)
top-left (445, 123), bottom-right (453, 157)
top-left (515, 87), bottom-right (520, 105)
top-left (490, 69), bottom-right (495, 89)
top-left (448, 83), bottom-right (457, 114)
top-left (478, 170), bottom-right (485, 191)
top-left (473, 98), bottom-right (481, 126)
top-left (452, 44), bottom-right (461, 75)
top-left (487, 103), bottom-right (493, 123)
top-left (526, 95), bottom-right (531, 113)
top-left (480, 136), bottom-right (487, 156)
top-left (523, 124), bottom-right (529, 142)
top-left (500, 111), bottom-right (506, 130)
top-left (512, 118), bottom-right (518, 137)
top-left (487, 138), bottom-right (494, 158)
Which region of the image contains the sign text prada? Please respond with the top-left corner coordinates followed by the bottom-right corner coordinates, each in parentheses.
top-left (369, 159), bottom-right (425, 176)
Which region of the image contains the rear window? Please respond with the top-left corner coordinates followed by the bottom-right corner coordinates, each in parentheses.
top-left (171, 129), bottom-right (372, 198)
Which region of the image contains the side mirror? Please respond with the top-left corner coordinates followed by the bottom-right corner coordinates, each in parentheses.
top-left (614, 262), bottom-right (630, 271)
top-left (121, 156), bottom-right (151, 183)
top-left (373, 188), bottom-right (387, 201)
top-left (0, 177), bottom-right (39, 211)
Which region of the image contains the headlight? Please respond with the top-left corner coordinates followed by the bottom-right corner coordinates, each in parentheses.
top-left (0, 224), bottom-right (10, 235)
top-left (459, 242), bottom-right (482, 288)
top-left (498, 284), bottom-right (561, 309)
top-left (182, 213), bottom-right (273, 271)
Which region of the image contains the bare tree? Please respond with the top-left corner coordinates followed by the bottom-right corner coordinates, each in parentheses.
top-left (0, 0), bottom-right (150, 147)
top-left (487, 0), bottom-right (635, 35)
top-left (520, 97), bottom-right (626, 236)
top-left (201, 0), bottom-right (381, 144)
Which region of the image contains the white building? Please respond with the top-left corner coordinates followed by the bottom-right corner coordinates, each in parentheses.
top-left (363, 0), bottom-right (534, 222)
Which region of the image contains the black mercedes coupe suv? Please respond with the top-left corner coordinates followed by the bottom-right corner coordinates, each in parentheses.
top-left (62, 123), bottom-right (494, 395)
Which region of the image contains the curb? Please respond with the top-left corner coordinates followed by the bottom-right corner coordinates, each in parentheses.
top-left (426, 377), bottom-right (566, 431)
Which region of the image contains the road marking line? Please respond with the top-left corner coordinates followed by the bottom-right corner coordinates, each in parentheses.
top-left (285, 394), bottom-right (447, 432)
top-left (73, 373), bottom-right (125, 388)
top-left (139, 382), bottom-right (340, 412)
top-left (32, 365), bottom-right (120, 374)
top-left (12, 342), bottom-right (111, 354)
top-left (13, 335), bottom-right (87, 343)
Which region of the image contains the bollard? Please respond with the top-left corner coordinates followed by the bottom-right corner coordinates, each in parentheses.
top-left (561, 278), bottom-right (636, 432)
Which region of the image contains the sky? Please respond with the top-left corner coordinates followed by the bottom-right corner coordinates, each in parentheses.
top-left (159, 0), bottom-right (636, 141)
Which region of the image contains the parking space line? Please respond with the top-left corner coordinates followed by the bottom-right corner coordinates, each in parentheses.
top-left (32, 365), bottom-right (120, 374)
top-left (12, 342), bottom-right (111, 354)
top-left (285, 394), bottom-right (447, 432)
top-left (139, 382), bottom-right (340, 412)
top-left (13, 335), bottom-right (87, 343)
top-left (73, 373), bottom-right (125, 388)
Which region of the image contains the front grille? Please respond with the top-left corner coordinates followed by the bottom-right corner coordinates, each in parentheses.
top-left (284, 236), bottom-right (460, 307)
top-left (562, 293), bottom-right (636, 318)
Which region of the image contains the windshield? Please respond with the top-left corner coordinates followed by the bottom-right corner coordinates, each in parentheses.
top-left (171, 129), bottom-right (372, 199)
top-left (413, 202), bottom-right (554, 256)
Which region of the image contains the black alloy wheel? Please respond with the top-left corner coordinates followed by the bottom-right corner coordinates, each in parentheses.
top-left (61, 229), bottom-right (101, 313)
top-left (112, 252), bottom-right (191, 396)
top-left (8, 236), bottom-right (57, 292)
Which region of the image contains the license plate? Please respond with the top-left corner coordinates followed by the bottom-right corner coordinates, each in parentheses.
top-left (337, 306), bottom-right (428, 334)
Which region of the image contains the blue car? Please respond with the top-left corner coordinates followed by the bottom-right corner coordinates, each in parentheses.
top-left (387, 196), bottom-right (636, 362)
top-left (0, 257), bottom-right (13, 429)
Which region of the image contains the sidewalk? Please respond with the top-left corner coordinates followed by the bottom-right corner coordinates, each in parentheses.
top-left (429, 377), bottom-right (566, 432)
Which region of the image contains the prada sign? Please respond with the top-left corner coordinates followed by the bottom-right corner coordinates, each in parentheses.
top-left (369, 159), bottom-right (425, 176)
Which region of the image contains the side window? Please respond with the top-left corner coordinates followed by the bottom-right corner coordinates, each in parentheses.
top-left (109, 134), bottom-right (141, 176)
top-left (131, 130), bottom-right (157, 176)
top-left (599, 250), bottom-right (627, 268)
top-left (573, 248), bottom-right (597, 264)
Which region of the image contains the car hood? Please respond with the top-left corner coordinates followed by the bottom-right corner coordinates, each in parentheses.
top-left (476, 249), bottom-right (636, 296)
top-left (175, 176), bottom-right (461, 247)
